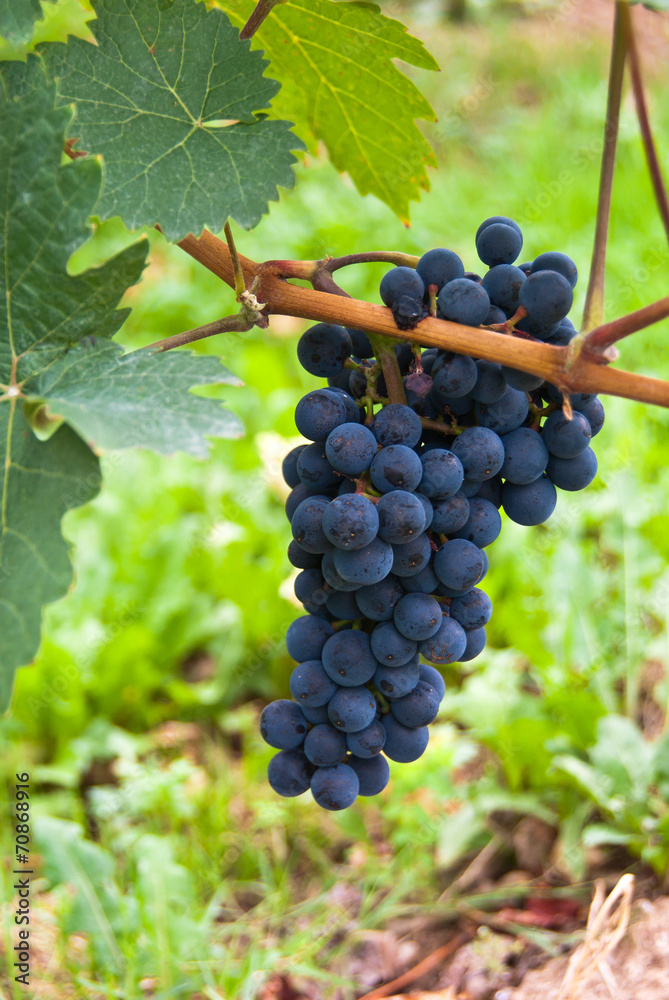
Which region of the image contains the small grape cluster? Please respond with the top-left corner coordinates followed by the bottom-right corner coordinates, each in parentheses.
top-left (261, 216), bottom-right (605, 811)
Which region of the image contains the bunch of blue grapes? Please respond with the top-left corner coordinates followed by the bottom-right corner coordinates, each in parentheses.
top-left (261, 216), bottom-right (604, 811)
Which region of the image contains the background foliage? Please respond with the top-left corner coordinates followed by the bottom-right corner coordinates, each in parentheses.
top-left (1, 1), bottom-right (669, 997)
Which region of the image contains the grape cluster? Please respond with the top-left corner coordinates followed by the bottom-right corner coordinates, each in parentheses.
top-left (262, 216), bottom-right (604, 810)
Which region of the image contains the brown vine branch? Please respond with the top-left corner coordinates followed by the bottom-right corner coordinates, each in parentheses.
top-left (239, 0), bottom-right (285, 39)
top-left (176, 228), bottom-right (669, 409)
top-left (149, 314), bottom-right (253, 352)
top-left (621, 4), bottom-right (669, 244)
top-left (581, 1), bottom-right (627, 334)
top-left (582, 295), bottom-right (669, 354)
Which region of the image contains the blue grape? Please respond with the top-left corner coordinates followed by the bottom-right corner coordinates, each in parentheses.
top-left (377, 491), bottom-right (426, 545)
top-left (500, 427), bottom-right (549, 485)
top-left (516, 312), bottom-right (560, 341)
top-left (453, 497), bottom-right (502, 548)
top-left (297, 323), bottom-right (352, 377)
top-left (416, 248), bottom-right (465, 292)
top-left (460, 477), bottom-right (484, 498)
top-left (420, 348), bottom-right (439, 374)
top-left (391, 681), bottom-right (440, 727)
top-left (338, 479), bottom-right (358, 496)
top-left (334, 536), bottom-right (394, 585)
top-left (322, 629), bottom-right (378, 686)
top-left (415, 491), bottom-right (434, 529)
top-left (419, 664), bottom-right (446, 700)
top-left (355, 575), bottom-right (405, 621)
top-left (304, 724), bottom-right (348, 767)
top-left (484, 304), bottom-right (507, 325)
top-left (373, 659), bottom-right (420, 700)
top-left (325, 422), bottom-right (378, 475)
top-left (382, 716), bottom-right (429, 762)
top-left (577, 397), bottom-right (605, 437)
top-left (283, 445), bottom-right (306, 488)
top-left (268, 750), bottom-right (313, 797)
top-left (328, 686), bottom-right (377, 732)
top-left (370, 445), bottom-right (423, 494)
top-left (288, 540), bottom-right (322, 570)
top-left (438, 278), bottom-right (491, 326)
top-left (328, 369), bottom-right (355, 392)
top-left (461, 626), bottom-right (487, 662)
top-left (451, 426), bottom-right (505, 481)
top-left (346, 719), bottom-right (386, 758)
top-left (325, 590), bottom-right (360, 620)
top-left (297, 442), bottom-right (342, 490)
top-left (474, 385), bottom-right (529, 435)
top-left (347, 327), bottom-right (374, 358)
top-left (311, 763), bottom-right (359, 810)
top-left (348, 368), bottom-right (368, 398)
top-left (547, 447), bottom-right (598, 491)
top-left (348, 754), bottom-right (390, 796)
top-left (501, 367), bottom-right (545, 391)
top-left (546, 319), bottom-right (577, 347)
top-left (476, 216), bottom-right (523, 240)
top-left (260, 700), bottom-right (308, 750)
top-left (434, 390), bottom-right (475, 416)
top-left (419, 449), bottom-right (464, 499)
top-left (465, 271), bottom-right (483, 283)
top-left (380, 266), bottom-right (425, 306)
top-left (372, 404), bottom-right (423, 448)
top-left (432, 353), bottom-right (478, 398)
top-left (286, 485), bottom-right (330, 522)
top-left (432, 490), bottom-right (469, 535)
top-left (295, 389), bottom-right (349, 442)
top-left (371, 621), bottom-right (418, 666)
top-left (419, 617), bottom-right (467, 664)
top-left (321, 494), bottom-right (379, 551)
top-left (531, 251), bottom-right (578, 288)
top-left (434, 538), bottom-right (486, 591)
top-left (394, 593), bottom-right (442, 641)
top-left (519, 270), bottom-right (573, 325)
top-left (475, 475), bottom-right (503, 508)
top-left (476, 223), bottom-right (523, 267)
top-left (401, 563), bottom-right (441, 595)
top-left (471, 360), bottom-right (507, 404)
top-left (302, 704), bottom-right (331, 725)
top-left (517, 261), bottom-right (532, 275)
top-left (321, 550), bottom-right (362, 592)
top-left (292, 496), bottom-right (333, 554)
top-left (542, 410), bottom-right (591, 459)
top-left (481, 264), bottom-right (526, 312)
top-left (294, 567), bottom-right (326, 606)
top-left (450, 588), bottom-right (492, 630)
top-left (287, 616), bottom-right (335, 662)
top-left (290, 661), bottom-right (338, 707)
top-left (502, 475), bottom-right (557, 525)
top-left (391, 532), bottom-right (433, 577)
top-left (327, 388), bottom-right (364, 424)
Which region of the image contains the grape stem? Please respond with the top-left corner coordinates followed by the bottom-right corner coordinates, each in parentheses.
top-left (621, 4), bottom-right (669, 244)
top-left (368, 333), bottom-right (407, 406)
top-left (580, 1), bottom-right (627, 334)
top-left (239, 0), bottom-right (286, 39)
top-left (173, 227), bottom-right (669, 409)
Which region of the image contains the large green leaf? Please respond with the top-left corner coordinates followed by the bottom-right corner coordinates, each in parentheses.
top-left (220, 0), bottom-right (439, 223)
top-left (27, 338), bottom-right (244, 457)
top-left (41, 0), bottom-right (305, 240)
top-left (0, 59), bottom-right (244, 705)
top-left (0, 0), bottom-right (54, 43)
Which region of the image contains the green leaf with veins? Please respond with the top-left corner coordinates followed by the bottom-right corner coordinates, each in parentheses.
top-left (41, 0), bottom-right (305, 240)
top-left (219, 0), bottom-right (438, 223)
top-left (0, 0), bottom-right (55, 43)
top-left (0, 59), bottom-right (242, 706)
top-left (27, 339), bottom-right (244, 457)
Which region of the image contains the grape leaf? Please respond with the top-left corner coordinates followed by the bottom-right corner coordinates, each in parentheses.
top-left (0, 0), bottom-right (54, 43)
top-left (41, 0), bottom-right (305, 240)
top-left (219, 0), bottom-right (439, 223)
top-left (0, 59), bottom-right (243, 705)
top-left (26, 338), bottom-right (244, 457)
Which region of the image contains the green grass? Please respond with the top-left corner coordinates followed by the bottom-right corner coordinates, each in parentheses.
top-left (2, 3), bottom-right (669, 997)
